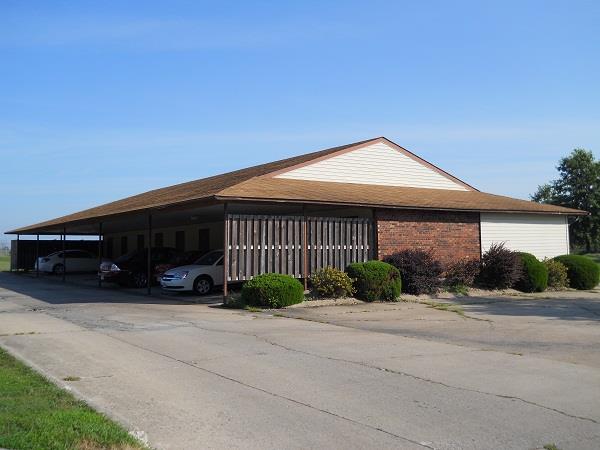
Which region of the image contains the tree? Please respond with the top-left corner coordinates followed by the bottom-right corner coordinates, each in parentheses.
top-left (532, 149), bottom-right (600, 253)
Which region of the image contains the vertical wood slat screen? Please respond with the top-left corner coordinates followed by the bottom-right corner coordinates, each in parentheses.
top-left (226, 214), bottom-right (372, 282)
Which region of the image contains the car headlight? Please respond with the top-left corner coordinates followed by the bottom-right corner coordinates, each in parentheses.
top-left (173, 271), bottom-right (189, 280)
top-left (110, 264), bottom-right (120, 272)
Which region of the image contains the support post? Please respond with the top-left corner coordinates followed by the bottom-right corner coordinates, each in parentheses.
top-left (223, 203), bottom-right (229, 301)
top-left (36, 234), bottom-right (40, 277)
top-left (371, 208), bottom-right (378, 260)
top-left (62, 228), bottom-right (66, 282)
top-left (302, 205), bottom-right (308, 290)
top-left (98, 223), bottom-right (103, 287)
top-left (16, 234), bottom-right (20, 272)
top-left (147, 212), bottom-right (152, 296)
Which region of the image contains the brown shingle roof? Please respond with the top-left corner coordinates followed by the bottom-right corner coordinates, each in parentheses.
top-left (6, 137), bottom-right (586, 234)
top-left (217, 178), bottom-right (584, 215)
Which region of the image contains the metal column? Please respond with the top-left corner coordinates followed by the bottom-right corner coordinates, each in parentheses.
top-left (98, 223), bottom-right (103, 287)
top-left (147, 212), bottom-right (152, 296)
top-left (15, 234), bottom-right (19, 272)
top-left (36, 234), bottom-right (40, 277)
top-left (223, 203), bottom-right (229, 301)
top-left (62, 228), bottom-right (66, 282)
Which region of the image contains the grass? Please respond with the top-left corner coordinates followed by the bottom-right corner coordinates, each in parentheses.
top-left (423, 301), bottom-right (466, 317)
top-left (543, 444), bottom-right (561, 450)
top-left (0, 255), bottom-right (9, 272)
top-left (0, 347), bottom-right (145, 450)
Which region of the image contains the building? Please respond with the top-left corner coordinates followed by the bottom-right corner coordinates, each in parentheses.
top-left (6, 137), bottom-right (585, 292)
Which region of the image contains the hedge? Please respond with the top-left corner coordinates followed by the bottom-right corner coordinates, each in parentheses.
top-left (553, 255), bottom-right (600, 290)
top-left (543, 258), bottom-right (569, 289)
top-left (346, 260), bottom-right (401, 302)
top-left (310, 266), bottom-right (355, 298)
top-left (384, 249), bottom-right (442, 295)
top-left (477, 243), bottom-right (523, 289)
top-left (241, 273), bottom-right (305, 308)
top-left (514, 253), bottom-right (548, 292)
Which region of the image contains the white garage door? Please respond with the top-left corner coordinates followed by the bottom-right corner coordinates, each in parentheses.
top-left (480, 213), bottom-right (569, 260)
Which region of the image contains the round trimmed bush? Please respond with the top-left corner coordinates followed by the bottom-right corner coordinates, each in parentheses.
top-left (543, 258), bottom-right (569, 289)
top-left (310, 266), bottom-right (355, 298)
top-left (346, 260), bottom-right (401, 302)
top-left (515, 253), bottom-right (548, 292)
top-left (553, 255), bottom-right (600, 290)
top-left (241, 273), bottom-right (305, 308)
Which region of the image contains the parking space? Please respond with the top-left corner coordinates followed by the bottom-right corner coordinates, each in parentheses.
top-left (1, 273), bottom-right (600, 450)
top-left (280, 291), bottom-right (600, 368)
top-left (6, 272), bottom-right (224, 305)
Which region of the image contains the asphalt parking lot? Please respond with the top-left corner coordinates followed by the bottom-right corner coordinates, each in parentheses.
top-left (1, 272), bottom-right (599, 450)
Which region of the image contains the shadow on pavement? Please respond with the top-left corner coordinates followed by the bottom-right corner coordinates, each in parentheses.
top-left (0, 272), bottom-right (223, 306)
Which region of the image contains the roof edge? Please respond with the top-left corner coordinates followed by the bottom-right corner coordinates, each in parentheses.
top-left (214, 194), bottom-right (588, 216)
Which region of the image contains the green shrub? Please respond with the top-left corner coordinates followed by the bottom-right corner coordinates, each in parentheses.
top-left (346, 260), bottom-right (401, 302)
top-left (515, 253), bottom-right (548, 292)
top-left (543, 258), bottom-right (569, 289)
top-left (553, 255), bottom-right (600, 290)
top-left (384, 249), bottom-right (442, 295)
top-left (477, 243), bottom-right (523, 289)
top-left (241, 273), bottom-right (305, 308)
top-left (310, 266), bottom-right (355, 298)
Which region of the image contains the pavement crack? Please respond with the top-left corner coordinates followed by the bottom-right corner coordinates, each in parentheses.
top-left (172, 320), bottom-right (599, 426)
top-left (256, 337), bottom-right (600, 426)
top-left (102, 332), bottom-right (433, 449)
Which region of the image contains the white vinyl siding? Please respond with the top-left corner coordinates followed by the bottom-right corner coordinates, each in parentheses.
top-left (480, 213), bottom-right (569, 260)
top-left (275, 142), bottom-right (469, 191)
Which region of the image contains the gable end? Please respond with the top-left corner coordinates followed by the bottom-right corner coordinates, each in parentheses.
top-left (272, 138), bottom-right (475, 191)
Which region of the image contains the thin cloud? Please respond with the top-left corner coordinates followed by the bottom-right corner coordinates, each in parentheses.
top-left (0, 15), bottom-right (350, 51)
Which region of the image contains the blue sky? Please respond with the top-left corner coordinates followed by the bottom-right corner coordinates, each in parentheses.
top-left (1, 0), bottom-right (599, 239)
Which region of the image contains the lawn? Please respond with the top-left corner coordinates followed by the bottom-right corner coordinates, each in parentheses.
top-left (0, 347), bottom-right (144, 450)
top-left (0, 255), bottom-right (9, 271)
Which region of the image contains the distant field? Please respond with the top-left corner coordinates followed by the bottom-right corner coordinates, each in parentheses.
top-left (0, 256), bottom-right (9, 271)
top-left (582, 253), bottom-right (600, 264)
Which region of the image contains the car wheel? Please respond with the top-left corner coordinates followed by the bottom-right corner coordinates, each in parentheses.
top-left (193, 276), bottom-right (213, 295)
top-left (52, 264), bottom-right (65, 276)
top-left (132, 272), bottom-right (148, 289)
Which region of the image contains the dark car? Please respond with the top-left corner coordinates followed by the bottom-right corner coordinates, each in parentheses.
top-left (99, 247), bottom-right (183, 288)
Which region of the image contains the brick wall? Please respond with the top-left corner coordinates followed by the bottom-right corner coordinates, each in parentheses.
top-left (376, 209), bottom-right (481, 266)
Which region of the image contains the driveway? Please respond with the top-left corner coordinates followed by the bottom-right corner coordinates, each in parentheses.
top-left (0, 273), bottom-right (599, 450)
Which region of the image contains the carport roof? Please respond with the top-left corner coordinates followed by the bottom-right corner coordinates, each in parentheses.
top-left (7, 137), bottom-right (586, 234)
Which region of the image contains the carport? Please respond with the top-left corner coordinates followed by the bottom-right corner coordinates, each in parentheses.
top-left (6, 199), bottom-right (374, 298)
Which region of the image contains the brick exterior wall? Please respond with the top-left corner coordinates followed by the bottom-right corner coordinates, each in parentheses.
top-left (376, 209), bottom-right (481, 266)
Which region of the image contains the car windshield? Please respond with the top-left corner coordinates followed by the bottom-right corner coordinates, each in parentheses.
top-left (193, 251), bottom-right (223, 266)
top-left (115, 250), bottom-right (140, 263)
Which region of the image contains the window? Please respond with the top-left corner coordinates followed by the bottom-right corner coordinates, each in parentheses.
top-left (154, 232), bottom-right (163, 247)
top-left (194, 250), bottom-right (224, 266)
top-left (120, 236), bottom-right (128, 255)
top-left (198, 228), bottom-right (210, 254)
top-left (175, 231), bottom-right (185, 251)
top-left (137, 234), bottom-right (145, 250)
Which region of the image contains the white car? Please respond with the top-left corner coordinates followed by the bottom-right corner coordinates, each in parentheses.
top-left (36, 250), bottom-right (98, 274)
top-left (160, 250), bottom-right (224, 295)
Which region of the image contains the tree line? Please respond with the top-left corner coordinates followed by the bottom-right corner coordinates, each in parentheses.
top-left (532, 149), bottom-right (600, 253)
